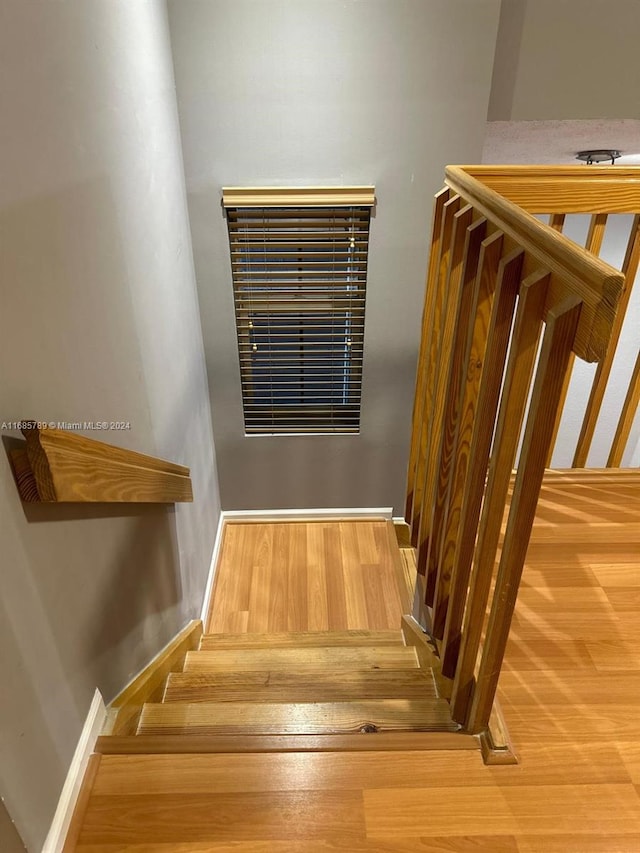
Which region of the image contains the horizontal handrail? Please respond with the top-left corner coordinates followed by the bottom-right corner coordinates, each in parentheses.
top-left (9, 425), bottom-right (193, 503)
top-left (460, 165), bottom-right (640, 214)
top-left (445, 166), bottom-right (624, 362)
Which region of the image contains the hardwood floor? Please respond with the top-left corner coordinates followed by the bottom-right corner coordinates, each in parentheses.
top-left (206, 520), bottom-right (409, 634)
top-left (73, 481), bottom-right (640, 851)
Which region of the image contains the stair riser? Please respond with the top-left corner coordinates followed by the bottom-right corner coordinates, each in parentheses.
top-left (164, 685), bottom-right (437, 703)
top-left (200, 629), bottom-right (404, 650)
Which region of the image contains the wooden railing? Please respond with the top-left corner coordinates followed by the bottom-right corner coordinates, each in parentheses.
top-left (404, 166), bottom-right (639, 734)
top-left (465, 166), bottom-right (640, 468)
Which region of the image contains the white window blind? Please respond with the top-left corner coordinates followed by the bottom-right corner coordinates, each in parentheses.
top-left (223, 187), bottom-right (375, 434)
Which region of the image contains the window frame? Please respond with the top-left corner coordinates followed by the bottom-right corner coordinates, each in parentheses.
top-left (223, 186), bottom-right (375, 436)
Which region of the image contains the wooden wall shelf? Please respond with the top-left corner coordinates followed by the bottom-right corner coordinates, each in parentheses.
top-left (8, 425), bottom-right (193, 503)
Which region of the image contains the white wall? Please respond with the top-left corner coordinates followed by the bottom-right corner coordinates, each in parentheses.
top-left (0, 2), bottom-right (220, 848)
top-left (489, 0), bottom-right (640, 121)
top-left (167, 0), bottom-right (501, 511)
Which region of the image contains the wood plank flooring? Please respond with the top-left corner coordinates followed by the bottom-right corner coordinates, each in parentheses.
top-left (73, 479), bottom-right (640, 851)
top-left (206, 520), bottom-right (408, 633)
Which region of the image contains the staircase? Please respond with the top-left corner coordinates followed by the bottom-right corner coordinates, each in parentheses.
top-left (133, 629), bottom-right (459, 740)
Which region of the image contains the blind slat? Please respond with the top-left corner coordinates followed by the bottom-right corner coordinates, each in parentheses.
top-left (231, 251), bottom-right (368, 258)
top-left (228, 200), bottom-right (370, 434)
top-left (230, 231), bottom-right (370, 236)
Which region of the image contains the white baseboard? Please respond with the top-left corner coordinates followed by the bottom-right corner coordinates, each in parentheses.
top-left (221, 507), bottom-right (393, 522)
top-left (42, 689), bottom-right (106, 853)
top-left (200, 511), bottom-right (225, 623)
top-left (392, 516), bottom-right (408, 525)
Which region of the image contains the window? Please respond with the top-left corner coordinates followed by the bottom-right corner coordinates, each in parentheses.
top-left (223, 187), bottom-right (375, 434)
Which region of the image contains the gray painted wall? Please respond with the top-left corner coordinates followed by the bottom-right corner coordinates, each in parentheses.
top-left (168, 0), bottom-right (501, 512)
top-left (489, 0), bottom-right (640, 120)
top-left (0, 2), bottom-right (220, 848)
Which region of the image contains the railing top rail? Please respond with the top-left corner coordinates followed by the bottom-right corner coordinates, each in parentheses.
top-left (445, 166), bottom-right (625, 362)
top-left (459, 165), bottom-right (640, 214)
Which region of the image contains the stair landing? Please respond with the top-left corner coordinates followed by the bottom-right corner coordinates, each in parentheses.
top-left (206, 519), bottom-right (412, 634)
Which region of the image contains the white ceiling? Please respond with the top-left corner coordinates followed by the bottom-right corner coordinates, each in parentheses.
top-left (482, 119), bottom-right (640, 165)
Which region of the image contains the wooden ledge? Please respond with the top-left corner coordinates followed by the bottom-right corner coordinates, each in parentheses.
top-left (8, 424), bottom-right (192, 503)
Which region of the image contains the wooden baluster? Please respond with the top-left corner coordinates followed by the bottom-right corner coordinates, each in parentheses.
top-left (405, 188), bottom-right (451, 522)
top-left (422, 219), bottom-right (489, 625)
top-left (607, 348), bottom-right (640, 466)
top-left (547, 213), bottom-right (608, 466)
top-left (466, 295), bottom-right (582, 734)
top-left (573, 214), bottom-right (640, 466)
top-left (410, 195), bottom-right (461, 547)
top-left (449, 269), bottom-right (550, 722)
top-left (415, 203), bottom-right (474, 591)
top-left (585, 212), bottom-right (608, 256)
top-left (545, 213), bottom-right (568, 465)
top-left (433, 246), bottom-right (524, 647)
top-left (411, 200), bottom-right (469, 555)
top-left (427, 230), bottom-right (504, 638)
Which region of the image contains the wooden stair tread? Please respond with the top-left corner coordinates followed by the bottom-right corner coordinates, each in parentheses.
top-left (199, 629), bottom-right (404, 650)
top-left (164, 668), bottom-right (438, 703)
top-left (183, 646), bottom-right (419, 673)
top-left (137, 699), bottom-right (459, 735)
